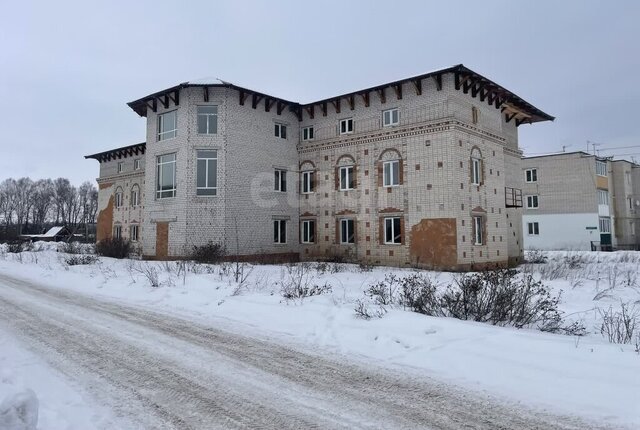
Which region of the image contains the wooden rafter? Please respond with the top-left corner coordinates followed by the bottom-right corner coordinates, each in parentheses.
top-left (321, 102), bottom-right (327, 117)
top-left (296, 107), bottom-right (302, 122)
top-left (239, 90), bottom-right (248, 106)
top-left (265, 98), bottom-right (275, 112)
top-left (305, 105), bottom-right (314, 119)
top-left (169, 90), bottom-right (179, 106)
top-left (377, 88), bottom-right (386, 104)
top-left (434, 74), bottom-right (442, 91)
top-left (276, 101), bottom-right (285, 115)
top-left (505, 112), bottom-right (518, 123)
top-left (412, 79), bottom-right (422, 95)
top-left (360, 92), bottom-right (370, 107)
top-left (331, 98), bottom-right (341, 114)
top-left (462, 77), bottom-right (481, 94)
top-left (203, 86), bottom-right (209, 102)
top-left (251, 93), bottom-right (263, 109)
top-left (159, 95), bottom-right (169, 109)
top-left (147, 98), bottom-right (157, 113)
top-left (347, 94), bottom-right (355, 110)
top-left (393, 84), bottom-right (402, 100)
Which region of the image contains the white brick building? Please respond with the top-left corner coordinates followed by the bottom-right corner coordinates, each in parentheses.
top-left (87, 64), bottom-right (553, 269)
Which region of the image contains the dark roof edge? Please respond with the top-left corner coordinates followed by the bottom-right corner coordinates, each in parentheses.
top-left (85, 142), bottom-right (146, 162)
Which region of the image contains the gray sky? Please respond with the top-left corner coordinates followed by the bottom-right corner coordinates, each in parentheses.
top-left (1, 0), bottom-right (639, 185)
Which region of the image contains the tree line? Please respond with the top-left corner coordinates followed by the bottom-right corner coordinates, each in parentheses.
top-left (0, 177), bottom-right (98, 240)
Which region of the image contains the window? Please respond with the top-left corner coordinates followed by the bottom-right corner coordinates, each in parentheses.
top-left (626, 171), bottom-right (631, 186)
top-left (301, 220), bottom-right (315, 244)
top-left (196, 150), bottom-right (217, 196)
top-left (628, 197), bottom-right (633, 210)
top-left (526, 195), bottom-right (539, 209)
top-left (157, 110), bottom-right (177, 141)
top-left (274, 169), bottom-right (287, 192)
top-left (301, 170), bottom-right (314, 194)
top-left (274, 123), bottom-right (287, 139)
top-left (525, 168), bottom-right (537, 183)
top-left (130, 186), bottom-right (140, 207)
top-left (117, 162), bottom-right (124, 173)
top-left (130, 224), bottom-right (139, 242)
top-left (113, 225), bottom-right (122, 239)
top-left (527, 222), bottom-right (539, 235)
top-left (134, 159), bottom-right (141, 170)
top-left (197, 106), bottom-right (218, 134)
top-left (383, 160), bottom-right (400, 187)
top-left (599, 217), bottom-right (611, 233)
top-left (340, 219), bottom-right (355, 244)
top-left (597, 189), bottom-right (609, 205)
top-left (383, 108), bottom-right (399, 126)
top-left (114, 189), bottom-right (123, 208)
top-left (472, 106), bottom-right (479, 124)
top-left (156, 153), bottom-right (176, 198)
top-left (596, 160), bottom-right (607, 177)
top-left (473, 216), bottom-right (484, 245)
top-left (274, 220), bottom-right (286, 244)
top-left (631, 221), bottom-right (636, 236)
top-left (471, 157), bottom-right (481, 185)
top-left (339, 118), bottom-right (354, 135)
top-left (339, 166), bottom-right (355, 190)
top-left (302, 126), bottom-right (314, 141)
top-left (384, 217), bottom-right (402, 244)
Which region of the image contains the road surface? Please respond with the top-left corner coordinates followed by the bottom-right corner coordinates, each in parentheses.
top-left (0, 273), bottom-right (604, 429)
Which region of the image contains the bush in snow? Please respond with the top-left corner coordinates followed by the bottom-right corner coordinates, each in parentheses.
top-left (189, 242), bottom-right (225, 264)
top-left (95, 237), bottom-right (131, 259)
top-left (6, 242), bottom-right (24, 253)
top-left (599, 302), bottom-right (639, 346)
top-left (64, 255), bottom-right (98, 266)
top-left (524, 249), bottom-right (547, 264)
top-left (281, 263), bottom-right (332, 300)
top-left (354, 299), bottom-right (387, 319)
top-left (399, 274), bottom-right (443, 316)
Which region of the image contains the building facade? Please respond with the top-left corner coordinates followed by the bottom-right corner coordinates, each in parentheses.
top-left (87, 64), bottom-right (553, 269)
top-left (522, 152), bottom-right (640, 251)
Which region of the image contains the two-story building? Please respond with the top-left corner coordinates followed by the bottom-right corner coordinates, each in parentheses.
top-left (87, 64), bottom-right (553, 269)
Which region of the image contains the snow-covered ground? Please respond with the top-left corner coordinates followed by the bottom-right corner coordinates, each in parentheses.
top-left (0, 243), bottom-right (639, 429)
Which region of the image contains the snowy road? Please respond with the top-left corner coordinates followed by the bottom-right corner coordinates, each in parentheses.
top-left (0, 273), bottom-right (605, 430)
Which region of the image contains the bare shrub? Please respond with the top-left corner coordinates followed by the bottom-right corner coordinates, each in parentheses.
top-left (7, 241), bottom-right (24, 253)
top-left (60, 241), bottom-right (83, 254)
top-left (599, 303), bottom-right (639, 345)
top-left (281, 263), bottom-right (332, 299)
top-left (399, 273), bottom-right (443, 316)
top-left (354, 299), bottom-right (387, 319)
top-left (358, 262), bottom-right (374, 272)
top-left (65, 255), bottom-right (98, 266)
top-left (525, 249), bottom-right (547, 264)
top-left (190, 242), bottom-right (225, 264)
top-left (135, 264), bottom-right (161, 288)
top-left (366, 274), bottom-right (400, 306)
top-left (95, 237), bottom-right (131, 259)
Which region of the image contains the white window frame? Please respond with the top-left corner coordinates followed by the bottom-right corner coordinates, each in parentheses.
top-left (339, 118), bottom-right (354, 135)
top-left (526, 195), bottom-right (539, 209)
top-left (382, 108), bottom-right (399, 127)
top-left (156, 153), bottom-right (176, 199)
top-left (527, 222), bottom-right (539, 236)
top-left (596, 160), bottom-right (607, 177)
top-left (114, 189), bottom-right (123, 208)
top-left (597, 189), bottom-right (609, 206)
top-left (631, 221), bottom-right (635, 236)
top-left (340, 218), bottom-right (355, 244)
top-left (274, 169), bottom-right (287, 192)
top-left (274, 219), bottom-right (287, 244)
top-left (130, 187), bottom-right (140, 207)
top-left (197, 105), bottom-right (218, 135)
top-left (117, 162), bottom-right (124, 173)
top-left (473, 216), bottom-right (484, 245)
top-left (113, 225), bottom-right (122, 239)
top-left (301, 220), bottom-right (315, 244)
top-left (301, 170), bottom-right (314, 194)
top-left (384, 217), bottom-right (402, 244)
top-left (339, 166), bottom-right (354, 190)
top-left (599, 217), bottom-right (611, 233)
top-left (471, 157), bottom-right (481, 185)
top-left (383, 160), bottom-right (400, 187)
top-left (525, 168), bottom-right (537, 183)
top-left (130, 224), bottom-right (139, 242)
top-left (196, 150), bottom-right (218, 196)
top-left (275, 123), bottom-right (287, 139)
top-left (301, 126), bottom-right (314, 141)
top-left (134, 159), bottom-right (141, 170)
top-left (157, 110), bottom-right (177, 141)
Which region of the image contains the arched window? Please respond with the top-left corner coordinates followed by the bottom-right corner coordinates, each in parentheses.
top-left (300, 161), bottom-right (316, 194)
top-left (378, 148), bottom-right (403, 187)
top-left (114, 187), bottom-right (123, 208)
top-left (470, 147), bottom-right (483, 186)
top-left (336, 155), bottom-right (356, 191)
top-left (130, 184), bottom-right (140, 207)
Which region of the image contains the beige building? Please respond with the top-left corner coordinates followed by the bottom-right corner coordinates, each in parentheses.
top-left (522, 152), bottom-right (640, 251)
top-left (87, 64), bottom-right (553, 269)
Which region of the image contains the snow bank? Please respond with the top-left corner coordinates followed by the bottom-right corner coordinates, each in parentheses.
top-left (0, 387), bottom-right (38, 430)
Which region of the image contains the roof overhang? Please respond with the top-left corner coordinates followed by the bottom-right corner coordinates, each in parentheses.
top-left (85, 142), bottom-right (146, 163)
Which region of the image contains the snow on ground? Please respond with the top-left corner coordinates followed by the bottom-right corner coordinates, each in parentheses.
top-left (0, 243), bottom-right (639, 428)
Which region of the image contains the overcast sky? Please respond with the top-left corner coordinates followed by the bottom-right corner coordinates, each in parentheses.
top-left (1, 0), bottom-right (639, 185)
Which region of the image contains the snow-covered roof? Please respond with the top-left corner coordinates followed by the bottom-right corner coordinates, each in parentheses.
top-left (43, 226), bottom-right (65, 237)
